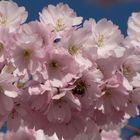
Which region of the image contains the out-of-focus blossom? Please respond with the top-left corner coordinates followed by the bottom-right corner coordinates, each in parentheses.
top-left (128, 12), bottom-right (140, 40)
top-left (130, 135), bottom-right (140, 140)
top-left (126, 12), bottom-right (140, 49)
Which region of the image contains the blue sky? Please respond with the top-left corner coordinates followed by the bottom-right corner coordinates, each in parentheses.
top-left (2, 0), bottom-right (140, 139)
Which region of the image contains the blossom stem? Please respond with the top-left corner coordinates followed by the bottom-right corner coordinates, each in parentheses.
top-left (125, 124), bottom-right (140, 135)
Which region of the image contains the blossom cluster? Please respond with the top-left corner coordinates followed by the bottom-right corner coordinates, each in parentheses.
top-left (0, 0), bottom-right (140, 139)
top-left (0, 124), bottom-right (123, 140)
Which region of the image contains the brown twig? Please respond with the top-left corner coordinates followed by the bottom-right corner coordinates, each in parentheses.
top-left (125, 124), bottom-right (140, 135)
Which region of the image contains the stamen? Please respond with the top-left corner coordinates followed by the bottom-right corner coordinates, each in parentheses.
top-left (68, 45), bottom-right (79, 55)
top-left (105, 89), bottom-right (112, 98)
top-left (96, 35), bottom-right (104, 47)
top-left (49, 60), bottom-right (59, 70)
top-left (0, 14), bottom-right (7, 26)
top-left (16, 81), bottom-right (24, 89)
top-left (0, 86), bottom-right (4, 93)
top-left (55, 19), bottom-right (65, 32)
top-left (0, 42), bottom-right (4, 52)
top-left (54, 99), bottom-right (65, 108)
top-left (22, 49), bottom-right (31, 60)
top-left (123, 65), bottom-right (134, 77)
top-left (102, 87), bottom-right (112, 98)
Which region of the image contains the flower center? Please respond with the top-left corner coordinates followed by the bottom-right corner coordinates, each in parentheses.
top-left (16, 81), bottom-right (24, 89)
top-left (22, 49), bottom-right (31, 60)
top-left (72, 80), bottom-right (87, 96)
top-left (0, 86), bottom-right (4, 94)
top-left (122, 65), bottom-right (134, 77)
top-left (68, 45), bottom-right (79, 55)
top-left (0, 14), bottom-right (7, 26)
top-left (10, 109), bottom-right (16, 119)
top-left (128, 99), bottom-right (132, 104)
top-left (55, 19), bottom-right (65, 32)
top-left (0, 42), bottom-right (4, 52)
top-left (54, 99), bottom-right (65, 108)
top-left (105, 89), bottom-right (112, 97)
top-left (102, 87), bottom-right (112, 98)
top-left (96, 35), bottom-right (105, 47)
top-left (49, 60), bottom-right (59, 70)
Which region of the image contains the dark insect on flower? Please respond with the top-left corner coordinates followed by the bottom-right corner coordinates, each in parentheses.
top-left (72, 80), bottom-right (87, 96)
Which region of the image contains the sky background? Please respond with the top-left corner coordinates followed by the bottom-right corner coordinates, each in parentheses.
top-left (1, 0), bottom-right (140, 139)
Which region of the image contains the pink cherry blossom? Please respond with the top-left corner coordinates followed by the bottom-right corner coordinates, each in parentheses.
top-left (84, 18), bottom-right (125, 58)
top-left (95, 73), bottom-right (129, 116)
top-left (125, 12), bottom-right (140, 49)
top-left (17, 21), bottom-right (51, 48)
top-left (11, 25), bottom-right (46, 73)
top-left (128, 12), bottom-right (140, 40)
top-left (0, 28), bottom-right (14, 61)
top-left (44, 47), bottom-right (79, 86)
top-left (60, 25), bottom-right (96, 70)
top-left (44, 115), bottom-right (85, 140)
top-left (46, 90), bottom-right (81, 123)
top-left (0, 0), bottom-right (28, 32)
top-left (119, 51), bottom-right (140, 88)
top-left (101, 129), bottom-right (122, 140)
top-left (39, 3), bottom-right (83, 32)
top-left (0, 73), bottom-right (18, 98)
top-left (71, 68), bottom-right (102, 109)
top-left (124, 88), bottom-right (140, 116)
